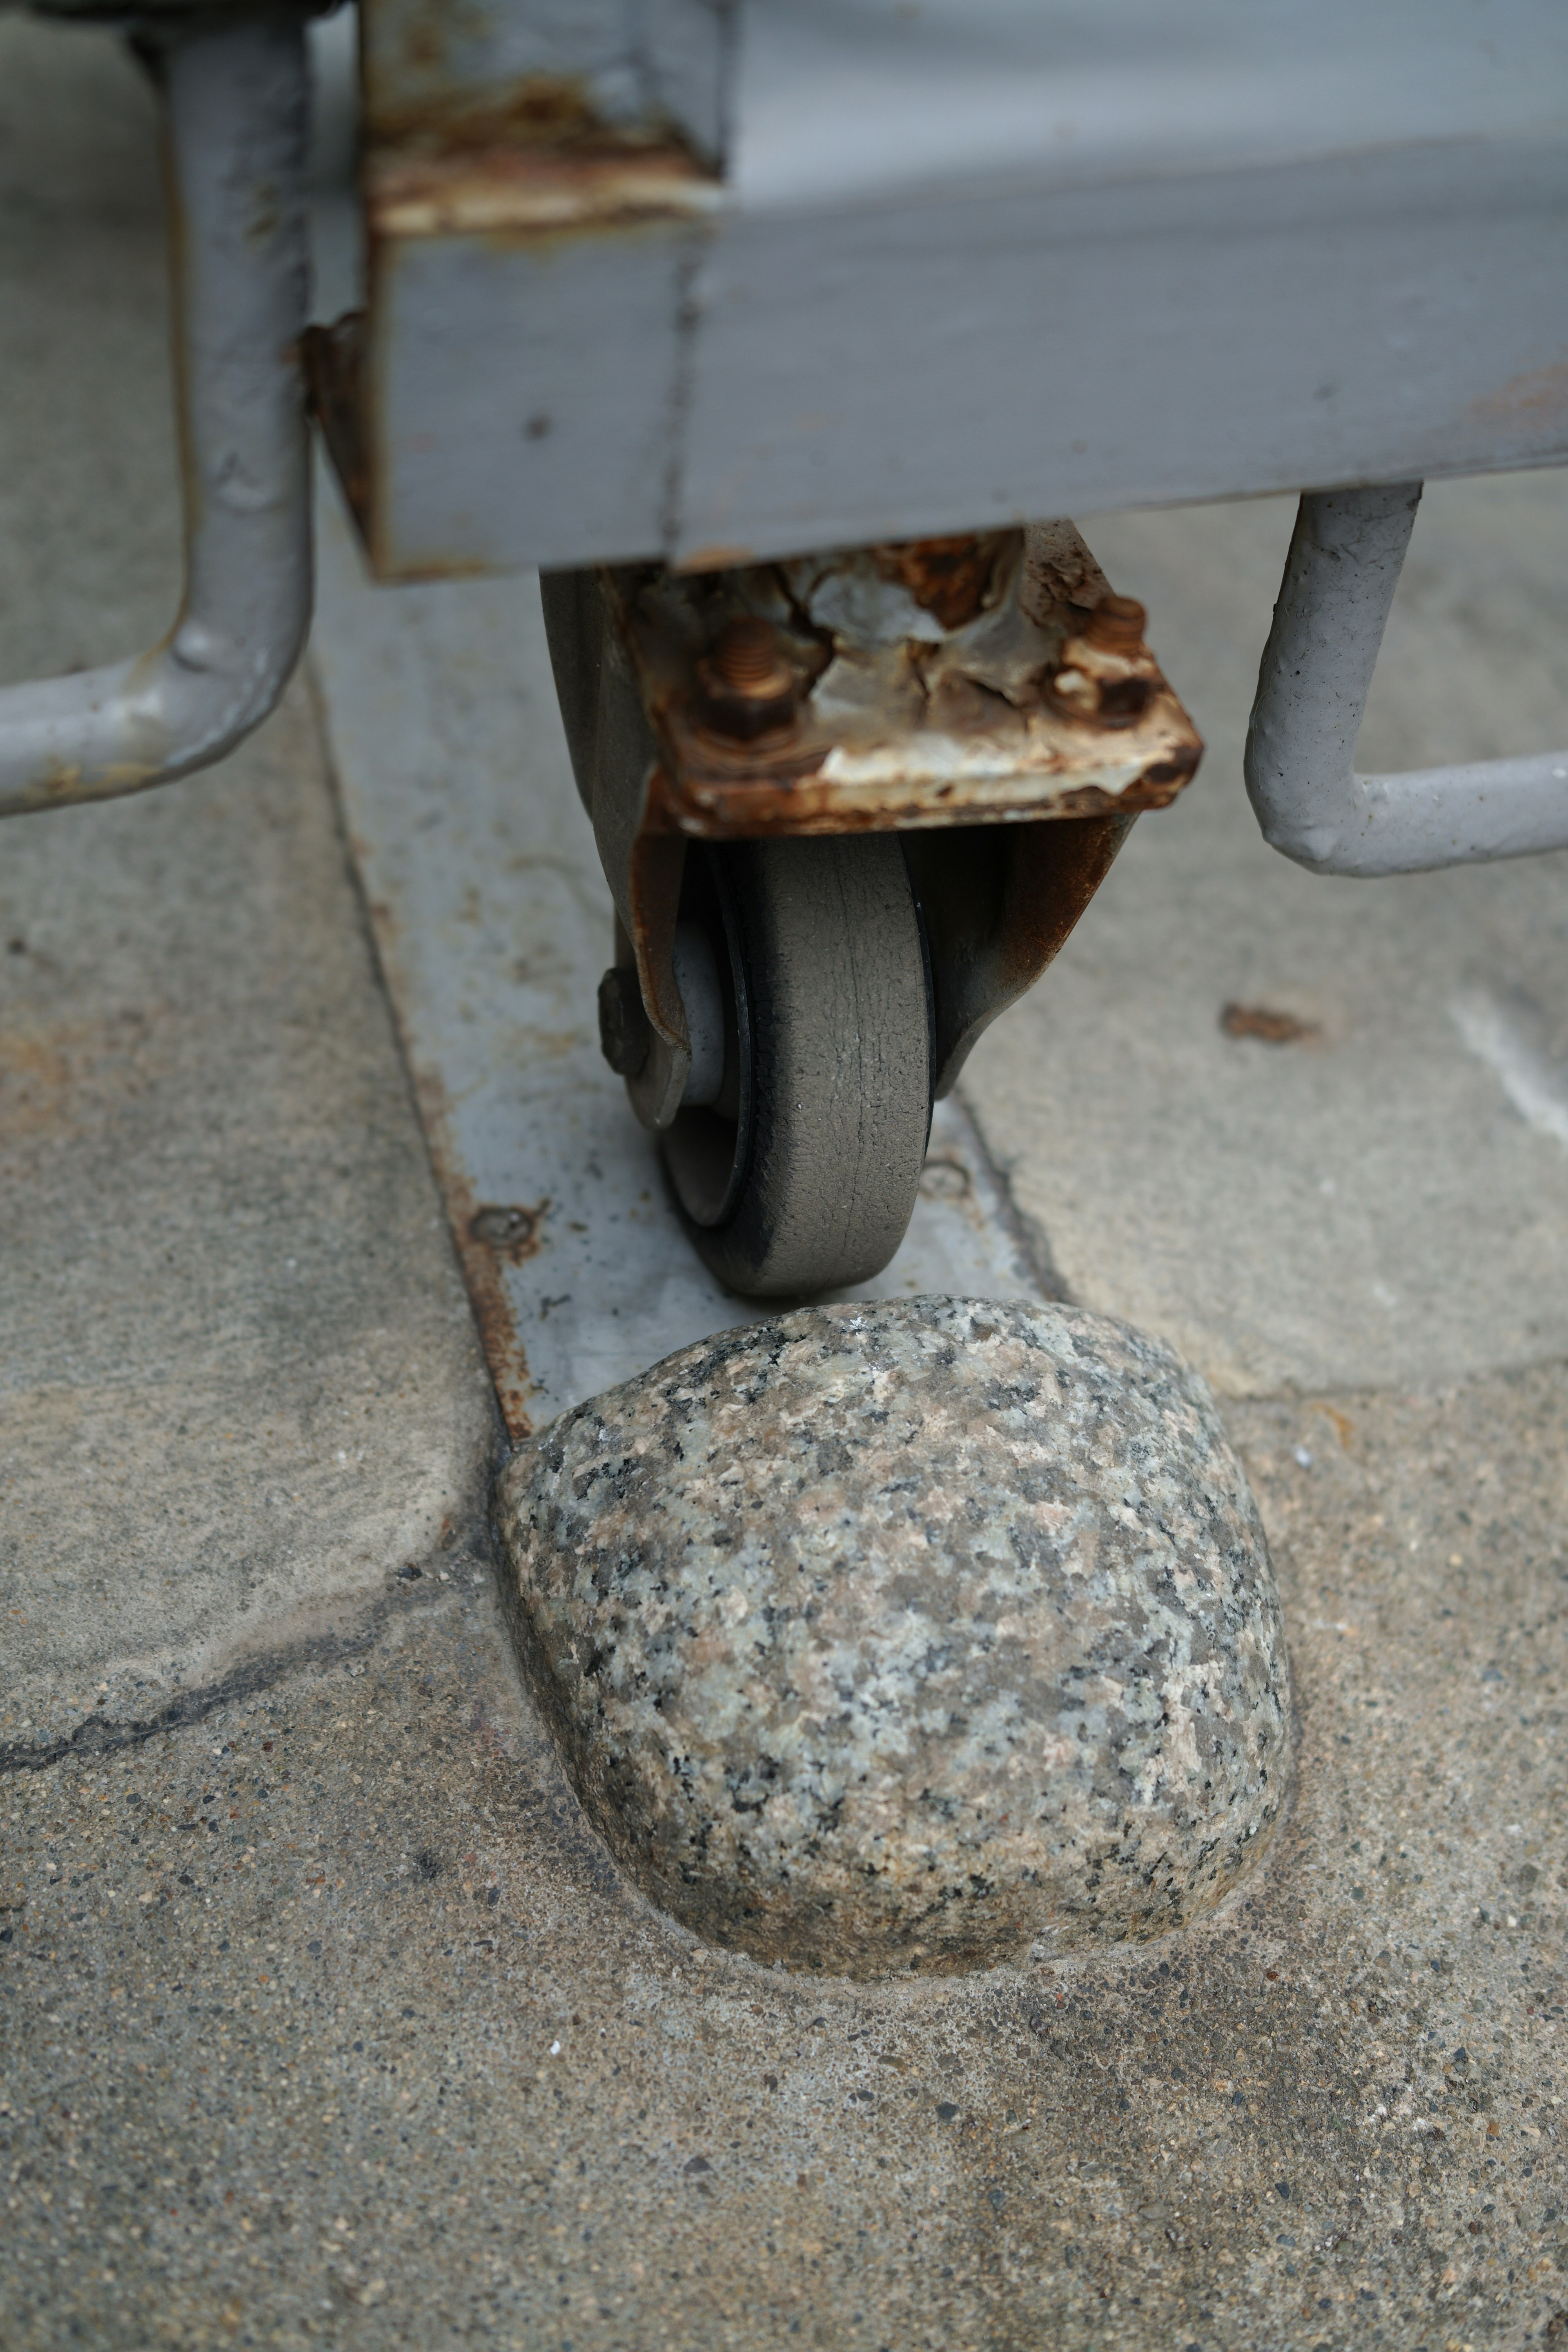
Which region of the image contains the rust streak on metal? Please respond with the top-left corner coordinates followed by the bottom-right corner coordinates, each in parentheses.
top-left (366, 139), bottom-right (722, 241)
top-left (366, 73), bottom-right (616, 155)
top-left (411, 1068), bottom-right (534, 1440)
top-left (872, 533), bottom-right (1013, 631)
top-left (601, 521), bottom-right (1203, 841)
top-left (998, 815), bottom-right (1134, 997)
top-left (649, 753), bottom-right (1197, 838)
top-left (616, 824), bottom-right (690, 1130)
top-left (1468, 356), bottom-right (1568, 430)
top-left (903, 814), bottom-right (1135, 1094)
top-left (469, 1200), bottom-right (550, 1263)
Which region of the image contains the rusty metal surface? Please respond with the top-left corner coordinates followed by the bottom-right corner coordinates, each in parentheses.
top-left (302, 309), bottom-right (368, 536)
top-left (343, 13), bottom-right (728, 581)
top-left (309, 466), bottom-right (1054, 1441)
top-left (605, 522), bottom-right (1203, 837)
top-left (365, 134), bottom-right (722, 240)
top-left (339, 1), bottom-right (1568, 581)
top-left (351, 125), bottom-right (715, 577)
top-left (358, 0), bottom-right (727, 165)
top-left (906, 814), bottom-right (1136, 1097)
top-left (538, 526), bottom-right (1190, 1124)
top-left (536, 567), bottom-right (694, 1130)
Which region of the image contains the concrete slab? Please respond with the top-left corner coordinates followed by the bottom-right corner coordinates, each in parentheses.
top-left (0, 20), bottom-right (496, 1759)
top-left (966, 474), bottom-right (1568, 1399)
top-left (2, 1360), bottom-right (1564, 2351)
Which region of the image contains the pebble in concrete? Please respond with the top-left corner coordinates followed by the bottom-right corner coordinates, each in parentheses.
top-left (498, 1297), bottom-right (1290, 1976)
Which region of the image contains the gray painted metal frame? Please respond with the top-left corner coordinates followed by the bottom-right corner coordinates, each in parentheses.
top-left (0, 12), bottom-right (314, 818)
top-left (359, 0), bottom-right (1568, 580)
top-left (1245, 484), bottom-right (1568, 876)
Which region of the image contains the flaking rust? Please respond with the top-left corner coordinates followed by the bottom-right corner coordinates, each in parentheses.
top-left (412, 1069), bottom-right (535, 1439)
top-left (336, 75), bottom-right (724, 581)
top-left (603, 522), bottom-right (1203, 839)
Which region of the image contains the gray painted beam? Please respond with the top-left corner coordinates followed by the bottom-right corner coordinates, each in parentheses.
top-left (359, 0), bottom-right (1568, 579)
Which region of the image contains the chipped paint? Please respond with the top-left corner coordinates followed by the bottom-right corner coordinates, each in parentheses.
top-left (601, 523), bottom-right (1203, 839)
top-left (366, 138), bottom-right (723, 241)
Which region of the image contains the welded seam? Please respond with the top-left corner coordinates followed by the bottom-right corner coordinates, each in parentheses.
top-left (657, 230), bottom-right (707, 558)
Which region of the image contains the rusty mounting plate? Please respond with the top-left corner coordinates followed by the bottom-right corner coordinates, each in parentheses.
top-left (600, 522), bottom-right (1203, 837)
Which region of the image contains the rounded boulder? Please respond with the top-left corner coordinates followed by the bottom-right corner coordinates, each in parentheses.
top-left (498, 1297), bottom-right (1290, 1976)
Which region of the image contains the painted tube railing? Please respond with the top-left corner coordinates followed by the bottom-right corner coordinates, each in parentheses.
top-left (0, 13), bottom-right (312, 820)
top-left (1245, 481), bottom-right (1568, 877)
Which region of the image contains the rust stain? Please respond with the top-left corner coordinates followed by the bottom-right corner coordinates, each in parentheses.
top-left (0, 1008), bottom-right (163, 1142)
top-left (617, 825), bottom-right (690, 1129)
top-left (369, 74), bottom-right (612, 155)
top-left (1469, 356), bottom-right (1568, 433)
top-left (1311, 1402), bottom-right (1357, 1449)
top-left (626, 826), bottom-right (688, 1044)
top-left (994, 816), bottom-right (1134, 997)
top-left (646, 756), bottom-right (1196, 838)
top-left (904, 815), bottom-right (1136, 1092)
top-left (411, 1067), bottom-right (534, 1439)
top-left (1220, 1002), bottom-right (1321, 1046)
top-left (366, 138), bottom-right (721, 241)
top-left (601, 521), bottom-right (1203, 841)
top-left (468, 1200), bottom-right (550, 1264)
top-left (872, 533), bottom-right (1013, 632)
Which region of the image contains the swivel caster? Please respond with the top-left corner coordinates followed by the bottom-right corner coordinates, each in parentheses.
top-left (545, 526), bottom-right (1201, 1304)
top-left (657, 834), bottom-right (931, 1296)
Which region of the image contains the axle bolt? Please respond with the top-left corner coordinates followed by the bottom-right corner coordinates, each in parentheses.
top-left (695, 616), bottom-right (797, 741)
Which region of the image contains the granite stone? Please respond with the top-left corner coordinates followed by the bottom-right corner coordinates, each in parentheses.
top-left (498, 1297), bottom-right (1291, 1975)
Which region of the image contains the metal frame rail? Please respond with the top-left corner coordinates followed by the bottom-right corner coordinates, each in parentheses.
top-left (0, 1), bottom-right (1563, 881)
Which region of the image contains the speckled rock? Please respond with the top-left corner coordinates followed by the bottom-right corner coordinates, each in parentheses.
top-left (497, 1298), bottom-right (1290, 1975)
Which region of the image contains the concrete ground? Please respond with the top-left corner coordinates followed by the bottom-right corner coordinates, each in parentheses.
top-left (2, 18), bottom-right (1565, 2352)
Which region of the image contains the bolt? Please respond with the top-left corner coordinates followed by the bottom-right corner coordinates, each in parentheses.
top-left (694, 615), bottom-right (797, 741)
top-left (1084, 593), bottom-right (1146, 651)
top-left (469, 1205), bottom-right (538, 1250)
top-left (710, 616), bottom-right (792, 696)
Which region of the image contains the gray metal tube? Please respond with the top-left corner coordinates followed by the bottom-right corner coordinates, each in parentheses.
top-left (1244, 482), bottom-right (1568, 876)
top-left (0, 13), bottom-right (312, 819)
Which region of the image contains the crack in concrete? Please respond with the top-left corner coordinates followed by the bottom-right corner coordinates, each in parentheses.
top-left (0, 1566), bottom-right (486, 1777)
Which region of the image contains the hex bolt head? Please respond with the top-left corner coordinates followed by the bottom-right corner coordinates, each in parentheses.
top-left (597, 966), bottom-right (650, 1078)
top-left (694, 615), bottom-right (797, 741)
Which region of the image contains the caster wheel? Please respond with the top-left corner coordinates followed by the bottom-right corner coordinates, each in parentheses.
top-left (660, 835), bottom-right (932, 1298)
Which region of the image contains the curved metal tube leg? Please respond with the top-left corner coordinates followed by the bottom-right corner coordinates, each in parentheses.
top-left (0, 14), bottom-right (312, 820)
top-left (1244, 482), bottom-right (1568, 877)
